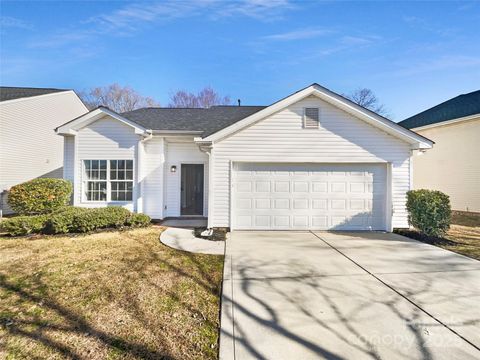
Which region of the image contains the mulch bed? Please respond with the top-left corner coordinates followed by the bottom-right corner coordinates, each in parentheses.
top-left (394, 228), bottom-right (457, 246)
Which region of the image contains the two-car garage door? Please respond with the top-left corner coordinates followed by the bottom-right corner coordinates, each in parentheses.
top-left (232, 163), bottom-right (387, 230)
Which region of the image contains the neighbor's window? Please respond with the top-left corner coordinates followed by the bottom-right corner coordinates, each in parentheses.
top-left (304, 107), bottom-right (319, 128)
top-left (83, 160), bottom-right (133, 202)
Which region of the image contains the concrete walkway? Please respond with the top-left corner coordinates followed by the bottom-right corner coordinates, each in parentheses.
top-left (220, 231), bottom-right (480, 359)
top-left (160, 227), bottom-right (224, 255)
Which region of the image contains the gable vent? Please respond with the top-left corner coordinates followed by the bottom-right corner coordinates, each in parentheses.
top-left (304, 107), bottom-right (319, 128)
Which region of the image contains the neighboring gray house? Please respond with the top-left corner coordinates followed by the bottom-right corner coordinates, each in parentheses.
top-left (0, 87), bottom-right (88, 214)
top-left (56, 84), bottom-right (432, 231)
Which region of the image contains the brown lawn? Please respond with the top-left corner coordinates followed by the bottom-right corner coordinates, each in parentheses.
top-left (442, 212), bottom-right (480, 260)
top-left (0, 226), bottom-right (224, 359)
top-left (395, 211), bottom-right (480, 261)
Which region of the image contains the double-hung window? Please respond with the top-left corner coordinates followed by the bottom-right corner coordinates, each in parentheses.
top-left (83, 160), bottom-right (133, 202)
top-left (110, 160), bottom-right (133, 201)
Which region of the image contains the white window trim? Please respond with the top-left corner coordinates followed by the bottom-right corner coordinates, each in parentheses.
top-left (303, 107), bottom-right (320, 129)
top-left (81, 159), bottom-right (134, 203)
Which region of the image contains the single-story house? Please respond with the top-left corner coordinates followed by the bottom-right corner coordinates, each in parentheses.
top-left (398, 90), bottom-right (479, 213)
top-left (0, 87), bottom-right (88, 215)
top-left (55, 83), bottom-right (432, 231)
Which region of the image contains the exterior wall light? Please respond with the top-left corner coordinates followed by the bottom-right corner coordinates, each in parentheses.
top-left (170, 165), bottom-right (177, 173)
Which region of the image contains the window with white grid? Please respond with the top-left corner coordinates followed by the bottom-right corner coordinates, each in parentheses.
top-left (83, 160), bottom-right (133, 202)
top-left (110, 160), bottom-right (133, 201)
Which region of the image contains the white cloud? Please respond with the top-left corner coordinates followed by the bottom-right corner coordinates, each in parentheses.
top-left (392, 55), bottom-right (480, 77)
top-left (213, 0), bottom-right (293, 20)
top-left (0, 16), bottom-right (33, 30)
top-left (262, 28), bottom-right (332, 41)
top-left (29, 0), bottom-right (293, 49)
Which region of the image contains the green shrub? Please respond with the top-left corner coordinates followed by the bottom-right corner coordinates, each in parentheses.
top-left (45, 207), bottom-right (89, 234)
top-left (406, 189), bottom-right (451, 237)
top-left (8, 178), bottom-right (72, 215)
top-left (70, 207), bottom-right (131, 233)
top-left (0, 215), bottom-right (48, 236)
top-left (126, 213), bottom-right (151, 228)
top-left (2, 206), bottom-right (151, 236)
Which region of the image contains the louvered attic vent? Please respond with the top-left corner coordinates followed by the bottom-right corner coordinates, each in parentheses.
top-left (304, 107), bottom-right (319, 128)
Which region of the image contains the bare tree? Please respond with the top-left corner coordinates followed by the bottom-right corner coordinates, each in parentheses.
top-left (79, 83), bottom-right (159, 113)
top-left (343, 88), bottom-right (389, 117)
top-left (168, 86), bottom-right (231, 108)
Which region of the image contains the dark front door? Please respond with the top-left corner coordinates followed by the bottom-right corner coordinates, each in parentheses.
top-left (181, 164), bottom-right (204, 215)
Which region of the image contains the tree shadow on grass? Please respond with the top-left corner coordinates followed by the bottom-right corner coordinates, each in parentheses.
top-left (0, 273), bottom-right (174, 359)
top-left (0, 233), bottom-right (223, 360)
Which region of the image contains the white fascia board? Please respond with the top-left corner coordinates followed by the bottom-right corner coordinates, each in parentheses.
top-left (55, 107), bottom-right (151, 136)
top-left (411, 113), bottom-right (480, 132)
top-left (203, 84), bottom-right (433, 149)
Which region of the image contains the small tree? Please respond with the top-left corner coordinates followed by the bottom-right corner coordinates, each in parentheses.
top-left (79, 83), bottom-right (159, 112)
top-left (343, 88), bottom-right (389, 117)
top-left (168, 86), bottom-right (231, 108)
top-left (406, 189), bottom-right (451, 237)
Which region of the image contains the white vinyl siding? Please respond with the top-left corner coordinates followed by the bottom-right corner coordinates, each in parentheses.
top-left (142, 137), bottom-right (165, 219)
top-left (74, 116), bottom-right (139, 211)
top-left (412, 117), bottom-right (480, 212)
top-left (211, 95), bottom-right (412, 229)
top-left (0, 91), bottom-right (87, 213)
top-left (63, 136), bottom-right (75, 182)
top-left (164, 140), bottom-right (209, 217)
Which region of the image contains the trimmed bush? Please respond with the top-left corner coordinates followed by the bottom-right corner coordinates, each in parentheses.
top-left (0, 215), bottom-right (48, 236)
top-left (8, 178), bottom-right (72, 215)
top-left (126, 213), bottom-right (151, 228)
top-left (71, 207), bottom-right (131, 233)
top-left (406, 189), bottom-right (451, 237)
top-left (45, 207), bottom-right (89, 234)
top-left (1, 207), bottom-right (151, 236)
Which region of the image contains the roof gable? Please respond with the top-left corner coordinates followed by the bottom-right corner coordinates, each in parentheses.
top-left (399, 90), bottom-right (480, 129)
top-left (55, 107), bottom-right (149, 136)
top-left (201, 84), bottom-right (433, 149)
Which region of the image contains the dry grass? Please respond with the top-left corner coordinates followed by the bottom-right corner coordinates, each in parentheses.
top-left (442, 211), bottom-right (480, 260)
top-left (442, 222), bottom-right (480, 260)
top-left (0, 226), bottom-right (224, 359)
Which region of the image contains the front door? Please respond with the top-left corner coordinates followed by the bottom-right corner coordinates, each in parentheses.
top-left (181, 164), bottom-right (204, 215)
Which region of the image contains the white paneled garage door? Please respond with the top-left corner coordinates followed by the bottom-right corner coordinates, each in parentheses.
top-left (232, 163), bottom-right (387, 230)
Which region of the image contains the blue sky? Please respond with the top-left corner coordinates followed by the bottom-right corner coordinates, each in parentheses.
top-left (1, 0), bottom-right (479, 120)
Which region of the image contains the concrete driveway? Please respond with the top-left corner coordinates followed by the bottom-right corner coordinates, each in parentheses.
top-left (220, 231), bottom-right (480, 360)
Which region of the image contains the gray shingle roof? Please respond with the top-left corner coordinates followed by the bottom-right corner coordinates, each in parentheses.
top-left (121, 106), bottom-right (266, 137)
top-left (399, 90), bottom-right (480, 129)
top-left (0, 86), bottom-right (68, 102)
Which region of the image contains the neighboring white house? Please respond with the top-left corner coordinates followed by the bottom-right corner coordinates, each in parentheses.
top-left (56, 84), bottom-right (432, 231)
top-left (0, 87), bottom-right (88, 214)
top-left (399, 90), bottom-right (480, 212)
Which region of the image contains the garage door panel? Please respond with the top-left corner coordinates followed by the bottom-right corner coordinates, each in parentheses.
top-left (233, 163), bottom-right (387, 230)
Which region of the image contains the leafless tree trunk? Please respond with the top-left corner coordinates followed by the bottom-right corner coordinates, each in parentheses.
top-left (79, 83), bottom-right (159, 113)
top-left (343, 88), bottom-right (389, 117)
top-left (168, 86), bottom-right (231, 108)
